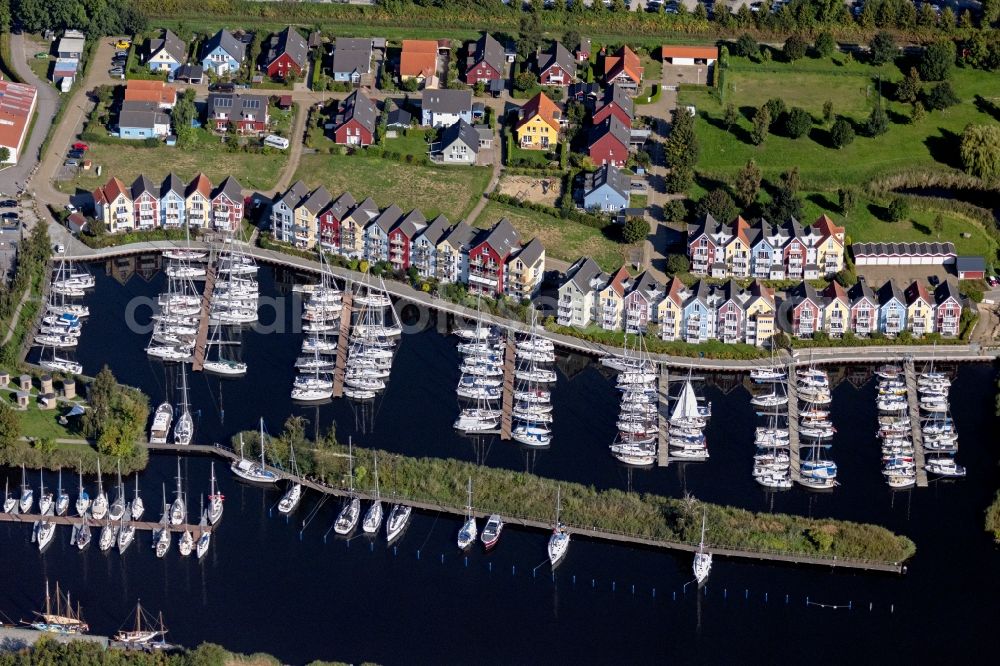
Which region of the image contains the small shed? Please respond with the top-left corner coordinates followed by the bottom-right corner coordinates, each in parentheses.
top-left (16, 391), bottom-right (29, 409)
top-left (0, 371), bottom-right (9, 387)
top-left (18, 374), bottom-right (31, 392)
top-left (66, 212), bottom-right (88, 234)
top-left (661, 45), bottom-right (718, 66)
top-left (39, 393), bottom-right (57, 410)
top-left (955, 256), bottom-right (986, 280)
top-left (278, 94), bottom-right (293, 109)
top-left (61, 378), bottom-right (76, 399)
top-left (39, 375), bottom-right (53, 395)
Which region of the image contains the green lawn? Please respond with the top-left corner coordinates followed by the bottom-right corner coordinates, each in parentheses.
top-left (384, 128), bottom-right (433, 157)
top-left (2, 391), bottom-right (79, 441)
top-left (292, 153), bottom-right (491, 220)
top-left (477, 200), bottom-right (629, 272)
top-left (59, 130), bottom-right (288, 194)
top-left (682, 59), bottom-right (1000, 189)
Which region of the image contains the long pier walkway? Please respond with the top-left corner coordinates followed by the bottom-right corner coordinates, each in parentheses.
top-left (657, 365), bottom-right (670, 467)
top-left (331, 292), bottom-right (353, 398)
top-left (500, 333), bottom-right (515, 441)
top-left (904, 359), bottom-right (929, 488)
top-left (786, 370), bottom-right (802, 483)
top-left (0, 510), bottom-right (210, 536)
top-left (191, 263), bottom-right (217, 372)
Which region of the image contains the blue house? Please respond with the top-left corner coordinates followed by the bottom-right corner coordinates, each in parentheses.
top-left (331, 38), bottom-right (372, 83)
top-left (582, 164), bottom-right (630, 212)
top-left (201, 29), bottom-right (245, 76)
top-left (118, 101), bottom-right (170, 140)
top-left (681, 281), bottom-right (717, 343)
top-left (146, 29), bottom-right (186, 75)
top-left (877, 279), bottom-right (907, 336)
top-left (160, 173), bottom-right (187, 228)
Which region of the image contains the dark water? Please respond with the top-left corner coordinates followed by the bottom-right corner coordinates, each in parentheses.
top-left (4, 259), bottom-right (1000, 664)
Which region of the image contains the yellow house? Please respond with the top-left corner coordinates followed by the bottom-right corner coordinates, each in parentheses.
top-left (658, 277), bottom-right (685, 341)
top-left (185, 173), bottom-right (213, 228)
top-left (724, 216), bottom-right (752, 277)
top-left (597, 265), bottom-right (630, 331)
top-left (514, 92), bottom-right (561, 150)
top-left (291, 186), bottom-right (332, 250)
top-left (745, 282), bottom-right (776, 346)
top-left (904, 281), bottom-right (935, 336)
top-left (821, 282), bottom-right (850, 337)
top-left (813, 214), bottom-right (846, 275)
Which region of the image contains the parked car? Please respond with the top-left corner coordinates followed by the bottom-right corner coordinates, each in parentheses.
top-left (115, 39), bottom-right (131, 49)
top-left (1, 211), bottom-right (18, 219)
top-left (68, 149), bottom-right (84, 159)
top-left (64, 159), bottom-right (80, 167)
top-left (115, 50), bottom-right (129, 58)
top-left (53, 243), bottom-right (65, 254)
top-left (72, 142), bottom-right (89, 151)
top-left (65, 203), bottom-right (78, 214)
top-left (988, 276), bottom-right (999, 288)
top-left (34, 52), bottom-right (48, 59)
top-left (108, 68), bottom-right (124, 76)
top-left (0, 199), bottom-right (17, 207)
top-left (208, 82), bottom-right (236, 93)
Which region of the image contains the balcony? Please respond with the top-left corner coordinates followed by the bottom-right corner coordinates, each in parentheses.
top-left (468, 274), bottom-right (498, 286)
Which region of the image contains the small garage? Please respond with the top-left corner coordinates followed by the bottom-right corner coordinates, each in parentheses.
top-left (852, 241), bottom-right (956, 267)
top-left (661, 45), bottom-right (719, 67)
top-left (955, 256), bottom-right (986, 280)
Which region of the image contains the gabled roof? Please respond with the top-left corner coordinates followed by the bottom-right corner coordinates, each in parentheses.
top-left (372, 204), bottom-right (404, 234)
top-left (852, 241), bottom-right (957, 257)
top-left (604, 265), bottom-right (631, 297)
top-left (564, 257), bottom-right (603, 292)
top-left (418, 215), bottom-right (451, 246)
top-left (663, 276), bottom-right (686, 307)
top-left (747, 281), bottom-right (776, 309)
top-left (538, 41), bottom-right (576, 80)
top-left (442, 220), bottom-right (478, 250)
top-left (877, 279), bottom-right (905, 306)
top-left (595, 83), bottom-right (634, 120)
top-left (324, 192), bottom-right (357, 221)
top-left (687, 213), bottom-right (722, 243)
top-left (148, 29), bottom-right (186, 64)
top-left (161, 173), bottom-right (185, 198)
top-left (94, 176), bottom-right (128, 205)
top-left (955, 255), bottom-right (986, 273)
top-left (934, 280), bottom-right (962, 304)
top-left (130, 174), bottom-right (157, 199)
top-left (661, 45), bottom-right (719, 60)
top-left (424, 89), bottom-right (472, 114)
top-left (515, 92), bottom-right (560, 133)
top-left (393, 209), bottom-right (427, 239)
top-left (203, 29), bottom-right (244, 62)
top-left (299, 186), bottom-right (333, 215)
top-left (848, 280), bottom-right (877, 306)
top-left (476, 217), bottom-right (519, 258)
top-left (266, 27), bottom-right (309, 69)
top-left (577, 38), bottom-right (592, 55)
top-left (823, 281), bottom-right (849, 305)
top-left (584, 164), bottom-right (630, 201)
top-left (589, 114), bottom-right (630, 149)
top-left (904, 280), bottom-right (932, 306)
top-left (208, 92), bottom-right (269, 121)
top-left (186, 173), bottom-right (212, 199)
top-left (468, 33), bottom-right (505, 73)
top-left (441, 119), bottom-right (480, 152)
top-left (628, 271), bottom-right (663, 301)
top-left (213, 176), bottom-right (243, 202)
top-left (332, 37), bottom-right (372, 75)
top-left (790, 281), bottom-right (821, 306)
top-left (513, 237), bottom-right (544, 266)
top-left (604, 45), bottom-right (642, 83)
top-left (336, 90), bottom-right (378, 134)
top-left (275, 180), bottom-right (309, 209)
top-left (124, 80), bottom-right (177, 106)
top-left (118, 101), bottom-right (169, 130)
top-left (346, 197), bottom-right (380, 224)
top-left (812, 214), bottom-right (845, 242)
top-left (400, 40), bottom-right (438, 78)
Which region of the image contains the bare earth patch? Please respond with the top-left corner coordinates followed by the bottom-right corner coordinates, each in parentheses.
top-left (496, 175), bottom-right (563, 207)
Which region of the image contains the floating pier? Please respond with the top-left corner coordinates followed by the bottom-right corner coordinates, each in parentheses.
top-left (786, 367), bottom-right (802, 484)
top-left (331, 291), bottom-right (353, 398)
top-left (191, 263), bottom-right (217, 372)
top-left (904, 359), bottom-right (929, 488)
top-left (0, 510), bottom-right (211, 537)
top-left (499, 333), bottom-right (515, 441)
top-left (657, 364), bottom-right (670, 467)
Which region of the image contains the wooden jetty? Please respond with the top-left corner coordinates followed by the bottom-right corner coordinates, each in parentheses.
top-left (904, 358), bottom-right (929, 488)
top-left (657, 365), bottom-right (670, 467)
top-left (0, 510), bottom-right (210, 536)
top-left (786, 368), bottom-right (802, 484)
top-left (499, 333), bottom-right (515, 441)
top-left (331, 291), bottom-right (353, 398)
top-left (191, 263), bottom-right (217, 372)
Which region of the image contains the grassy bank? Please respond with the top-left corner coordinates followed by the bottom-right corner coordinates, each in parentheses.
top-left (0, 438), bottom-right (149, 475)
top-left (987, 490), bottom-right (1000, 541)
top-left (236, 426), bottom-right (916, 565)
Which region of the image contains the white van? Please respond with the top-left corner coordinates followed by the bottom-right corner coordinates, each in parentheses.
top-left (263, 135), bottom-right (290, 150)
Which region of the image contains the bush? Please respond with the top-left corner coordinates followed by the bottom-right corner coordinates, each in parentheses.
top-left (918, 40), bottom-right (956, 82)
top-left (783, 35), bottom-right (807, 61)
top-left (750, 106), bottom-right (771, 145)
top-left (869, 31), bottom-right (897, 66)
top-left (864, 106), bottom-right (889, 137)
top-left (784, 107), bottom-right (812, 138)
top-left (622, 217), bottom-right (650, 243)
top-left (813, 32), bottom-right (836, 59)
top-left (695, 189), bottom-right (738, 223)
top-left (830, 118), bottom-right (855, 148)
top-left (667, 253), bottom-right (690, 274)
top-left (887, 197), bottom-right (910, 222)
top-left (764, 98), bottom-right (786, 128)
top-left (925, 81), bottom-right (960, 110)
top-left (734, 33), bottom-right (758, 58)
top-left (960, 123), bottom-right (1000, 181)
top-left (663, 199), bottom-right (687, 223)
top-left (665, 166), bottom-right (693, 193)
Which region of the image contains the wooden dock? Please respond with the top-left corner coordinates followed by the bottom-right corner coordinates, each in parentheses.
top-left (499, 333), bottom-right (515, 441)
top-left (0, 510), bottom-right (210, 536)
top-left (331, 292), bottom-right (353, 398)
top-left (786, 369), bottom-right (802, 483)
top-left (904, 359), bottom-right (929, 488)
top-left (657, 365), bottom-right (670, 467)
top-left (191, 263), bottom-right (217, 372)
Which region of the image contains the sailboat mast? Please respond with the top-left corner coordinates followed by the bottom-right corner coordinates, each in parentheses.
top-left (348, 437), bottom-right (354, 494)
top-left (259, 418), bottom-right (266, 467)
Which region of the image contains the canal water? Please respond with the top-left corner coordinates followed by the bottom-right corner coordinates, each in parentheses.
top-left (3, 258), bottom-right (998, 664)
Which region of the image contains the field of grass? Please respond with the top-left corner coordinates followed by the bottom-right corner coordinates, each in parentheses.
top-left (292, 153), bottom-right (490, 220)
top-left (477, 200), bottom-right (628, 271)
top-left (1, 391), bottom-right (78, 441)
top-left (384, 128), bottom-right (433, 157)
top-left (682, 57), bottom-right (1000, 189)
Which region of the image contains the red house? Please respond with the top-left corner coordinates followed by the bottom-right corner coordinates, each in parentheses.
top-left (592, 83), bottom-right (634, 127)
top-left (784, 237), bottom-right (807, 279)
top-left (467, 217), bottom-right (519, 297)
top-left (333, 91), bottom-right (378, 147)
top-left (464, 32), bottom-right (505, 85)
top-left (934, 281), bottom-right (963, 336)
top-left (538, 42), bottom-right (576, 86)
top-left (603, 45), bottom-right (643, 91)
top-left (588, 115), bottom-right (630, 167)
top-left (130, 175), bottom-right (160, 229)
top-left (387, 210), bottom-right (427, 270)
top-left (790, 282), bottom-right (822, 337)
top-left (848, 281), bottom-right (877, 335)
top-left (264, 27), bottom-right (309, 80)
top-left (211, 176), bottom-right (244, 232)
top-left (318, 191), bottom-right (357, 252)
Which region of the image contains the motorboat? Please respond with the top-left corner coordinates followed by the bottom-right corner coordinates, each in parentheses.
top-left (149, 402), bottom-right (173, 445)
top-left (481, 514), bottom-right (503, 550)
top-left (34, 333), bottom-right (77, 348)
top-left (386, 504), bottom-right (412, 543)
top-left (924, 458), bottom-right (966, 477)
top-left (610, 442), bottom-right (657, 466)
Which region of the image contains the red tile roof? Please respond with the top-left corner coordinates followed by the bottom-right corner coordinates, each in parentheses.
top-left (400, 40), bottom-right (438, 78)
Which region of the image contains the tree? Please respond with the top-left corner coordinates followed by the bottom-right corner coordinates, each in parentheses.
top-left (0, 146), bottom-right (9, 163)
top-left (665, 166), bottom-right (693, 194)
top-left (0, 400), bottom-right (19, 450)
top-left (764, 97), bottom-right (785, 128)
top-left (663, 200), bottom-right (687, 223)
top-left (932, 214), bottom-right (944, 237)
top-left (622, 217), bottom-right (650, 243)
top-left (784, 107), bottom-right (812, 138)
top-left (910, 101), bottom-right (926, 124)
top-left (959, 124), bottom-right (1000, 181)
top-left (664, 108), bottom-right (699, 169)
top-left (864, 106), bottom-right (889, 137)
top-left (887, 197), bottom-right (910, 223)
top-left (735, 159), bottom-right (762, 207)
top-left (667, 254), bottom-right (691, 275)
top-left (813, 32), bottom-right (835, 59)
top-left (895, 67), bottom-right (921, 104)
top-left (693, 1), bottom-right (708, 21)
top-left (838, 187), bottom-right (858, 216)
top-left (783, 34), bottom-right (807, 62)
top-left (830, 118), bottom-right (855, 148)
top-left (734, 33), bottom-right (758, 58)
top-left (82, 366), bottom-right (117, 440)
top-left (918, 2), bottom-right (938, 28)
top-left (925, 81), bottom-right (960, 110)
top-left (750, 105), bottom-right (771, 145)
top-left (869, 31), bottom-right (897, 66)
top-left (919, 40), bottom-right (956, 82)
top-left (723, 103), bottom-right (739, 132)
top-left (984, 0), bottom-right (1000, 25)
top-left (764, 168), bottom-right (803, 221)
top-left (822, 101), bottom-right (833, 123)
top-left (695, 189), bottom-right (737, 223)
top-left (514, 70), bottom-right (537, 92)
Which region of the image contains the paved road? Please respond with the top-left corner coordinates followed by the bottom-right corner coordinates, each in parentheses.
top-left (0, 33), bottom-right (61, 196)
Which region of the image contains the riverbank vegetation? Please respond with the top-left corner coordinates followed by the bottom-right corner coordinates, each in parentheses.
top-left (81, 366), bottom-right (149, 459)
top-left (986, 491), bottom-right (1000, 541)
top-left (0, 222), bottom-right (49, 366)
top-left (234, 417), bottom-right (916, 564)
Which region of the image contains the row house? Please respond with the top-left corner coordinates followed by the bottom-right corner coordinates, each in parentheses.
top-left (271, 182), bottom-right (333, 249)
top-left (411, 215), bottom-right (451, 279)
top-left (687, 213), bottom-right (846, 279)
top-left (934, 282), bottom-right (963, 337)
top-left (318, 192), bottom-right (357, 253)
top-left (556, 257), bottom-right (604, 328)
top-left (387, 210), bottom-right (427, 271)
top-left (597, 266), bottom-right (631, 331)
top-left (339, 197), bottom-right (380, 259)
top-left (506, 238), bottom-right (545, 302)
top-left (592, 84), bottom-right (634, 127)
top-left (467, 218), bottom-right (519, 297)
top-left (434, 221), bottom-right (478, 285)
top-left (92, 173), bottom-right (244, 233)
top-left (364, 204), bottom-right (405, 264)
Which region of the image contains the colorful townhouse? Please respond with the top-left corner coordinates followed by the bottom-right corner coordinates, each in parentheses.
top-left (934, 282), bottom-right (963, 336)
top-left (364, 204), bottom-right (404, 264)
top-left (185, 174), bottom-right (213, 228)
top-left (514, 92), bottom-right (561, 150)
top-left (318, 192), bottom-right (357, 254)
top-left (411, 215), bottom-right (451, 279)
top-left (160, 174), bottom-right (186, 228)
top-left (467, 217), bottom-right (520, 298)
top-left (92, 177), bottom-right (133, 233)
top-left (557, 257), bottom-right (605, 327)
top-left (877, 280), bottom-right (908, 336)
top-left (210, 177), bottom-right (245, 233)
top-left (339, 197), bottom-right (380, 259)
top-left (904, 281), bottom-right (935, 336)
top-left (435, 220), bottom-right (478, 284)
top-left (387, 210), bottom-right (427, 271)
top-left (596, 266), bottom-right (630, 331)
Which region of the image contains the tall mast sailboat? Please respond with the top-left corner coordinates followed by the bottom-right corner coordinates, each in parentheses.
top-left (25, 581), bottom-right (89, 635)
top-left (546, 486), bottom-right (569, 567)
top-left (277, 445), bottom-right (303, 514)
top-left (91, 458), bottom-right (108, 520)
top-left (230, 420), bottom-right (278, 483)
top-left (108, 460), bottom-right (126, 521)
top-left (173, 365), bottom-right (193, 446)
top-left (207, 462), bottom-right (224, 524)
top-left (131, 475), bottom-right (144, 521)
top-left (170, 458), bottom-right (186, 526)
top-left (457, 477), bottom-right (477, 550)
top-left (692, 509), bottom-right (712, 585)
top-left (74, 463), bottom-right (90, 517)
top-left (334, 437), bottom-right (361, 535)
top-left (19, 464), bottom-right (33, 513)
top-left (362, 451), bottom-right (383, 534)
top-left (114, 601), bottom-right (165, 646)
top-left (55, 468), bottom-right (70, 516)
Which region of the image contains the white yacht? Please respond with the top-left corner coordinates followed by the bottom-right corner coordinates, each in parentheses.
top-left (692, 510), bottom-right (712, 585)
top-left (385, 504), bottom-right (411, 543)
top-left (362, 453), bottom-right (383, 534)
top-left (230, 425), bottom-right (279, 484)
top-left (149, 402), bottom-right (173, 445)
top-left (547, 488), bottom-right (569, 568)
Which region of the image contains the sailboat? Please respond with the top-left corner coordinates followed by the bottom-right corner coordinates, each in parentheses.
top-left (457, 477), bottom-right (477, 550)
top-left (19, 464), bottom-right (33, 513)
top-left (24, 581), bottom-right (89, 634)
top-left (203, 322), bottom-right (248, 376)
top-left (692, 509), bottom-right (712, 585)
top-left (196, 495), bottom-right (211, 559)
top-left (547, 487), bottom-right (570, 567)
top-left (114, 602), bottom-right (165, 646)
top-left (75, 519), bottom-right (91, 550)
top-left (173, 365), bottom-right (193, 446)
top-left (334, 438), bottom-right (361, 535)
top-left (38, 469), bottom-right (53, 515)
top-left (3, 479), bottom-right (15, 513)
top-left (386, 503), bottom-right (412, 544)
top-left (98, 518), bottom-right (116, 552)
top-left (108, 461), bottom-right (126, 521)
top-left (170, 458), bottom-right (186, 526)
top-left (131, 476), bottom-right (144, 521)
top-left (154, 484), bottom-right (170, 558)
top-left (75, 464), bottom-right (91, 517)
top-left (55, 468), bottom-right (70, 516)
top-left (207, 462), bottom-right (224, 525)
top-left (278, 446), bottom-right (303, 514)
top-left (36, 510), bottom-right (56, 551)
top-left (118, 513), bottom-right (135, 553)
top-left (230, 421), bottom-right (278, 483)
top-left (91, 458), bottom-right (108, 520)
top-left (362, 452), bottom-right (383, 534)
top-left (178, 525), bottom-right (194, 556)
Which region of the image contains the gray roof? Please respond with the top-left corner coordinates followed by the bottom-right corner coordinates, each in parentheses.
top-left (174, 64), bottom-right (204, 82)
top-left (583, 164), bottom-right (630, 201)
top-left (214, 176), bottom-right (243, 202)
top-left (423, 89), bottom-right (472, 115)
top-left (267, 26), bottom-right (309, 69)
top-left (513, 237), bottom-right (544, 267)
top-left (847, 280), bottom-right (876, 305)
top-left (474, 124), bottom-right (492, 143)
top-left (161, 173), bottom-right (185, 198)
top-left (443, 220), bottom-right (477, 250)
top-left (276, 180), bottom-right (309, 209)
top-left (418, 215), bottom-right (451, 246)
top-left (386, 106), bottom-right (412, 127)
top-left (441, 119), bottom-right (480, 153)
top-left (332, 38), bottom-right (372, 75)
top-left (469, 33), bottom-right (505, 74)
top-left (130, 174), bottom-right (157, 198)
top-left (208, 92), bottom-right (269, 121)
top-left (877, 279), bottom-right (905, 306)
top-left (203, 29), bottom-right (245, 62)
top-left (325, 192), bottom-right (357, 221)
top-left (149, 29), bottom-right (186, 65)
top-left (336, 91), bottom-right (378, 134)
top-left (119, 101), bottom-right (169, 131)
top-left (373, 204), bottom-right (404, 234)
top-left (955, 255), bottom-right (986, 272)
top-left (589, 114), bottom-right (630, 149)
top-left (476, 217), bottom-right (519, 258)
top-left (565, 257), bottom-right (603, 292)
top-left (597, 83), bottom-right (634, 120)
top-left (538, 41), bottom-right (576, 80)
top-left (852, 241), bottom-right (956, 257)
top-left (628, 271), bottom-right (663, 299)
top-left (393, 210), bottom-right (427, 239)
top-left (578, 38), bottom-right (591, 55)
top-left (934, 280), bottom-right (961, 304)
top-left (348, 197), bottom-right (380, 223)
top-left (300, 186), bottom-right (333, 215)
